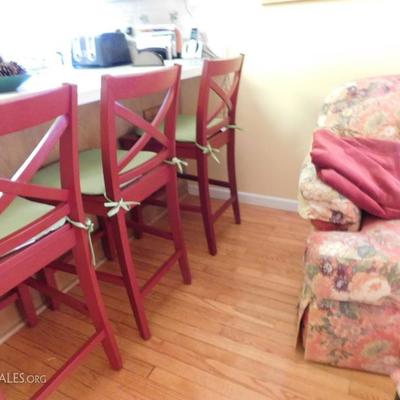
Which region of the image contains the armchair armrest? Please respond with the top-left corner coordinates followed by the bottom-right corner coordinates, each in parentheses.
top-left (298, 155), bottom-right (361, 231)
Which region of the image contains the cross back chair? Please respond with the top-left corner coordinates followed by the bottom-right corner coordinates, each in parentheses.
top-left (35, 66), bottom-right (192, 340)
top-left (175, 54), bottom-right (245, 255)
top-left (0, 85), bottom-right (122, 399)
top-left (95, 65), bottom-right (192, 340)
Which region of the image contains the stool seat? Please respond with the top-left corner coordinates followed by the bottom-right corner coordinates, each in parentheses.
top-left (0, 197), bottom-right (65, 255)
top-left (32, 148), bottom-right (156, 195)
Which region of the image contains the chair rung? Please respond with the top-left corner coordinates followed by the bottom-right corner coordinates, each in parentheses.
top-left (92, 228), bottom-right (107, 241)
top-left (127, 220), bottom-right (173, 240)
top-left (96, 271), bottom-right (125, 286)
top-left (180, 203), bottom-right (202, 213)
top-left (49, 261), bottom-right (125, 287)
top-left (141, 250), bottom-right (182, 297)
top-left (31, 330), bottom-right (105, 400)
top-left (143, 198), bottom-right (166, 208)
top-left (0, 291), bottom-right (18, 310)
top-left (26, 278), bottom-right (88, 316)
top-left (48, 261), bottom-right (76, 274)
top-left (177, 173), bottom-right (198, 182)
top-left (213, 197), bottom-right (234, 222)
top-left (178, 173), bottom-right (231, 188)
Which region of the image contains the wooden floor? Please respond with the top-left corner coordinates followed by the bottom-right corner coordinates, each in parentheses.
top-left (0, 198), bottom-right (395, 399)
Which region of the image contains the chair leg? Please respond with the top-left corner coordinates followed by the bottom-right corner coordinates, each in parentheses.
top-left (72, 232), bottom-right (123, 370)
top-left (41, 268), bottom-right (60, 310)
top-left (98, 216), bottom-right (117, 261)
top-left (197, 153), bottom-right (218, 256)
top-left (166, 168), bottom-right (192, 284)
top-left (16, 284), bottom-right (38, 327)
top-left (110, 212), bottom-right (151, 340)
top-left (130, 206), bottom-right (144, 239)
top-left (227, 135), bottom-right (241, 224)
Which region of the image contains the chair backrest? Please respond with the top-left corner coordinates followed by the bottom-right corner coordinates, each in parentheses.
top-left (197, 54), bottom-right (245, 145)
top-left (100, 65), bottom-right (181, 200)
top-left (317, 75), bottom-right (400, 140)
top-left (0, 85), bottom-right (83, 256)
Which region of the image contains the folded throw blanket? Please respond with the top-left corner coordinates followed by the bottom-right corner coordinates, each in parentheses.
top-left (311, 129), bottom-right (400, 219)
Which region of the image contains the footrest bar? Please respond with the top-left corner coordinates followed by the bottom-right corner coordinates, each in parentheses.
top-left (143, 198), bottom-right (167, 208)
top-left (141, 250), bottom-right (182, 297)
top-left (49, 261), bottom-right (125, 287)
top-left (31, 331), bottom-right (105, 400)
top-left (95, 271), bottom-right (125, 286)
top-left (26, 278), bottom-right (89, 316)
top-left (0, 291), bottom-right (18, 311)
top-left (213, 197), bottom-right (234, 222)
top-left (127, 220), bottom-right (173, 240)
top-left (48, 261), bottom-right (76, 274)
top-left (180, 203), bottom-right (202, 213)
top-left (178, 173), bottom-right (231, 188)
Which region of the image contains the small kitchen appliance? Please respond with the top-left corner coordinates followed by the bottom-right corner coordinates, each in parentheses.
top-left (71, 32), bottom-right (132, 68)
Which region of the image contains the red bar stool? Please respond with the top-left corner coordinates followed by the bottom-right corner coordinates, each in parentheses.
top-left (175, 55), bottom-right (245, 255)
top-left (33, 66), bottom-right (192, 340)
top-left (0, 85), bottom-right (122, 399)
top-left (119, 56), bottom-right (245, 255)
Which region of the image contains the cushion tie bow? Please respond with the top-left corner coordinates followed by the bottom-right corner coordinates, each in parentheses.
top-left (195, 142), bottom-right (220, 164)
top-left (66, 217), bottom-right (96, 266)
top-left (221, 124), bottom-right (244, 132)
top-left (164, 157), bottom-right (188, 174)
top-left (103, 193), bottom-right (140, 218)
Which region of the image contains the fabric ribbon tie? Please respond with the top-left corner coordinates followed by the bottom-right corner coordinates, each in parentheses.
top-left (164, 157), bottom-right (188, 174)
top-left (195, 142), bottom-right (220, 164)
top-left (221, 124), bottom-right (244, 132)
top-left (103, 193), bottom-right (140, 218)
top-left (66, 217), bottom-right (96, 266)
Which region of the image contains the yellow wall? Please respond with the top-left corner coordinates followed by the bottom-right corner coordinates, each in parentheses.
top-left (191, 0), bottom-right (400, 199)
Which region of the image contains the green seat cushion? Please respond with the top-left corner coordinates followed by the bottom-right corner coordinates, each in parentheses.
top-left (137, 115), bottom-right (223, 143)
top-left (32, 148), bottom-right (156, 195)
top-left (0, 197), bottom-right (65, 254)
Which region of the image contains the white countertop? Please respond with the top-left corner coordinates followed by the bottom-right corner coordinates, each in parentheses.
top-left (0, 59), bottom-right (203, 106)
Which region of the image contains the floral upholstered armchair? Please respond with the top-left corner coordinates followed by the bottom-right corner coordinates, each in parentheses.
top-left (297, 75), bottom-right (400, 376)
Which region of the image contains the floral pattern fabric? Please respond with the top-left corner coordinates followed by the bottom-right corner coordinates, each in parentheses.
top-left (301, 298), bottom-right (400, 375)
top-left (298, 217), bottom-right (400, 374)
top-left (317, 75), bottom-right (400, 139)
top-left (298, 75), bottom-right (400, 229)
top-left (298, 155), bottom-right (361, 231)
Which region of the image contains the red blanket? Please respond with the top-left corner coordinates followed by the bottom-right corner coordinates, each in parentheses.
top-left (311, 129), bottom-right (400, 219)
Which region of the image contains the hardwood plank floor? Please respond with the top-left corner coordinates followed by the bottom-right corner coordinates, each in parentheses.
top-left (0, 198), bottom-right (395, 399)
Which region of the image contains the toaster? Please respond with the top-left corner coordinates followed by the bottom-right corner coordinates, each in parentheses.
top-left (71, 32), bottom-right (132, 68)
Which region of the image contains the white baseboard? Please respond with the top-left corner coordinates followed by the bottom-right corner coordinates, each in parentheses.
top-left (187, 183), bottom-right (298, 212)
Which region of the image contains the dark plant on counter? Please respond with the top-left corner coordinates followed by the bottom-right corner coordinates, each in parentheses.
top-left (0, 58), bottom-right (26, 76)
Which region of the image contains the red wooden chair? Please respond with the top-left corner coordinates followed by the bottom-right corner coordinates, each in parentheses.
top-left (33, 66), bottom-right (192, 340)
top-left (0, 85), bottom-right (122, 399)
top-left (175, 55), bottom-right (245, 255)
top-left (119, 56), bottom-right (245, 255)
